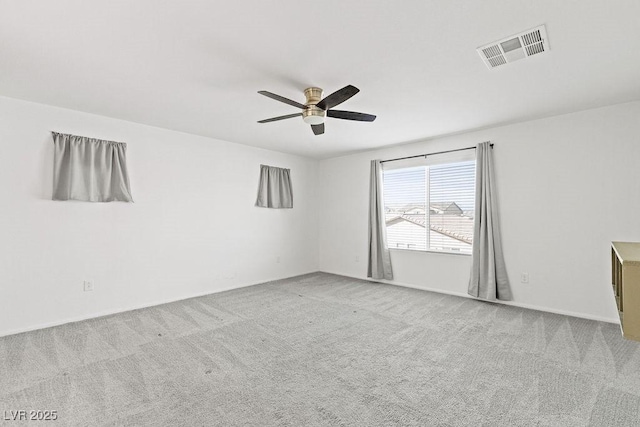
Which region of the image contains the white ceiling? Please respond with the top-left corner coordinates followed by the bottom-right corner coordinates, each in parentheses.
top-left (1, 1), bottom-right (639, 159)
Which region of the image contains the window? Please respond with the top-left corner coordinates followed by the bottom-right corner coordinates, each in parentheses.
top-left (382, 151), bottom-right (476, 254)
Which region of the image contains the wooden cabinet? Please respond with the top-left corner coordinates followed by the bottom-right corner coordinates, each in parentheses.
top-left (611, 242), bottom-right (640, 341)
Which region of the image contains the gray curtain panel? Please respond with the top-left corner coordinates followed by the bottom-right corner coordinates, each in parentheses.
top-left (468, 142), bottom-right (511, 300)
top-left (52, 132), bottom-right (133, 202)
top-left (367, 160), bottom-right (393, 280)
top-left (255, 164), bottom-right (293, 208)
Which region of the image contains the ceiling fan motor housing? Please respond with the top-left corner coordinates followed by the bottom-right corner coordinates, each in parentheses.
top-left (302, 87), bottom-right (325, 125)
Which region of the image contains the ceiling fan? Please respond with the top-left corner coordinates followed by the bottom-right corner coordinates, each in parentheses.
top-left (257, 85), bottom-right (376, 135)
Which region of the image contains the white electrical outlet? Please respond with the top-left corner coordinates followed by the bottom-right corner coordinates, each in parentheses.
top-left (276, 256), bottom-right (281, 263)
top-left (355, 256), bottom-right (360, 263)
top-left (83, 280), bottom-right (94, 292)
top-left (521, 273), bottom-right (529, 284)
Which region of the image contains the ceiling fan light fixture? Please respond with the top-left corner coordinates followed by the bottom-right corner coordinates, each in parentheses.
top-left (302, 106), bottom-right (325, 125)
top-left (302, 115), bottom-right (324, 125)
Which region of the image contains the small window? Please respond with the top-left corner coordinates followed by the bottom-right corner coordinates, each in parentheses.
top-left (382, 152), bottom-right (476, 254)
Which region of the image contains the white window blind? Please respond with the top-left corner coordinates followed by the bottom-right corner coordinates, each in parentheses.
top-left (382, 152), bottom-right (476, 254)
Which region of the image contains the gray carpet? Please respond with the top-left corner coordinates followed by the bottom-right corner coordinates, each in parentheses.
top-left (1, 273), bottom-right (640, 426)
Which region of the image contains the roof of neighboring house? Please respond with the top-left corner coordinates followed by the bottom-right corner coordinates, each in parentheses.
top-left (386, 213), bottom-right (473, 244)
top-left (429, 202), bottom-right (462, 213)
top-left (388, 202), bottom-right (463, 213)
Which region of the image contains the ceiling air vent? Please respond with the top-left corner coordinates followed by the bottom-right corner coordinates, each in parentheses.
top-left (477, 25), bottom-right (549, 69)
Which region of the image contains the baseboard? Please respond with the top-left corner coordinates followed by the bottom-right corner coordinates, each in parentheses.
top-left (321, 270), bottom-right (620, 325)
top-left (0, 271), bottom-right (317, 338)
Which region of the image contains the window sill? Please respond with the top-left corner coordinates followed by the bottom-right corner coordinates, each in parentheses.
top-left (389, 248), bottom-right (471, 257)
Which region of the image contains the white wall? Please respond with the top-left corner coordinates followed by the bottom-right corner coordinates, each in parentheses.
top-left (319, 101), bottom-right (640, 322)
top-left (3, 97), bottom-right (638, 335)
top-left (0, 96), bottom-right (319, 336)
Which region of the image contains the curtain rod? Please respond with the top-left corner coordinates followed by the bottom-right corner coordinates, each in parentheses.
top-left (380, 142), bottom-right (493, 164)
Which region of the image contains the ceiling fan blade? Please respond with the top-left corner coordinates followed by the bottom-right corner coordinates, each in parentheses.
top-left (327, 110), bottom-right (376, 122)
top-left (311, 123), bottom-right (325, 135)
top-left (316, 85), bottom-right (360, 110)
top-left (257, 113), bottom-right (302, 123)
top-left (258, 91), bottom-right (308, 109)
